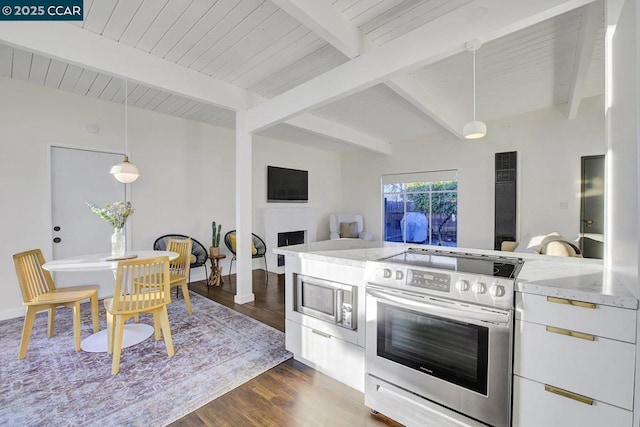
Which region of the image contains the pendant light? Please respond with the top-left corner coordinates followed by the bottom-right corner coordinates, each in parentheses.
top-left (463, 40), bottom-right (487, 139)
top-left (110, 80), bottom-right (140, 183)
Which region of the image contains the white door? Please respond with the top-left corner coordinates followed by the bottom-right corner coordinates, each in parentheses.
top-left (51, 146), bottom-right (126, 298)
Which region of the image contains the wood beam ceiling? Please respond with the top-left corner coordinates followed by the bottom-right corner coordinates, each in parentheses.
top-left (246, 0), bottom-right (597, 134)
top-left (568, 1), bottom-right (601, 119)
top-left (0, 21), bottom-right (390, 154)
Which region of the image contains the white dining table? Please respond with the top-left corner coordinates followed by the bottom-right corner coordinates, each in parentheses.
top-left (43, 250), bottom-right (178, 353)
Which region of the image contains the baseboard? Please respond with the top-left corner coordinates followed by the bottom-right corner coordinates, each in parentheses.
top-left (0, 307), bottom-right (24, 321)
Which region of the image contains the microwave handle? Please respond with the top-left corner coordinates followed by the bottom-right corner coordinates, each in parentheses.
top-left (336, 289), bottom-right (343, 323)
top-left (367, 288), bottom-right (510, 325)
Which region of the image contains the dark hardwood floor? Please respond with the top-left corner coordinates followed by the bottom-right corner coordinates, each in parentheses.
top-left (171, 270), bottom-right (401, 427)
top-left (189, 269), bottom-right (285, 332)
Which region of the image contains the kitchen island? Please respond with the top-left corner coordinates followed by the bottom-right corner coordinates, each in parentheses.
top-left (275, 239), bottom-right (638, 427)
top-left (275, 239), bottom-right (636, 306)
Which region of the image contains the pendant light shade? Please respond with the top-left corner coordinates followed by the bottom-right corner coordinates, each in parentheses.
top-left (463, 120), bottom-right (487, 139)
top-left (463, 40), bottom-right (486, 140)
top-left (111, 80), bottom-right (140, 183)
top-left (110, 156), bottom-right (140, 183)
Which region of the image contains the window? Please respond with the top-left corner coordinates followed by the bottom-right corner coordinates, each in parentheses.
top-left (383, 171), bottom-right (458, 246)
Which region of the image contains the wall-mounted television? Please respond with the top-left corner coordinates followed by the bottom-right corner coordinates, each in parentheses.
top-left (267, 166), bottom-right (308, 203)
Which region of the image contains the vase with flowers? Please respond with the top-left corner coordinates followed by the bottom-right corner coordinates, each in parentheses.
top-left (86, 201), bottom-right (134, 258)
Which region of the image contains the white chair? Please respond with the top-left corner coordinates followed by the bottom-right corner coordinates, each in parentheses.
top-left (329, 213), bottom-right (373, 240)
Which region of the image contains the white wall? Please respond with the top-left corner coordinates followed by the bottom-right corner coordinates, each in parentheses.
top-left (252, 138), bottom-right (342, 240)
top-left (607, 1), bottom-right (640, 422)
top-left (341, 96), bottom-right (605, 250)
top-left (607, 0), bottom-right (639, 296)
top-left (0, 76), bottom-right (342, 319)
top-left (242, 135), bottom-right (342, 274)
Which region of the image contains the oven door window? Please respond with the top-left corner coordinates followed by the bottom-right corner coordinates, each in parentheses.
top-left (301, 282), bottom-right (336, 316)
top-left (377, 302), bottom-right (489, 395)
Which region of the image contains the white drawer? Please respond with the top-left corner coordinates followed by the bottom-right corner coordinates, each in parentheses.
top-left (516, 292), bottom-right (636, 343)
top-left (513, 376), bottom-right (632, 427)
top-left (514, 319), bottom-right (635, 410)
top-left (285, 319), bottom-right (365, 392)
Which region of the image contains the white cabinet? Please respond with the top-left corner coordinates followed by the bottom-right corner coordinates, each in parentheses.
top-left (514, 293), bottom-right (636, 426)
top-left (513, 376), bottom-right (633, 427)
top-left (283, 256), bottom-right (366, 392)
top-left (516, 292), bottom-right (636, 342)
top-left (285, 319), bottom-right (364, 391)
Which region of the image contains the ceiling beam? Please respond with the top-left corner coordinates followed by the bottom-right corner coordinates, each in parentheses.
top-left (264, 0), bottom-right (390, 152)
top-left (386, 73), bottom-right (465, 139)
top-left (568, 1), bottom-right (601, 119)
top-left (0, 21), bottom-right (391, 154)
top-left (0, 22), bottom-right (251, 111)
top-left (246, 0), bottom-right (596, 134)
top-left (286, 114), bottom-right (391, 154)
top-left (270, 0), bottom-right (362, 59)
top-left (271, 0), bottom-right (464, 139)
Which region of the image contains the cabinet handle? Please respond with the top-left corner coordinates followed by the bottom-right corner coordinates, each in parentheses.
top-left (547, 296), bottom-right (596, 309)
top-left (545, 326), bottom-right (595, 341)
top-left (312, 329), bottom-right (331, 338)
top-left (545, 384), bottom-right (594, 405)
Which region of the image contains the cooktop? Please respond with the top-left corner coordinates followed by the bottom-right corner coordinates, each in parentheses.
top-left (379, 247), bottom-right (523, 279)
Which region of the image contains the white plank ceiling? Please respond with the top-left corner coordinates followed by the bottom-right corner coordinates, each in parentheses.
top-left (0, 0), bottom-right (605, 152)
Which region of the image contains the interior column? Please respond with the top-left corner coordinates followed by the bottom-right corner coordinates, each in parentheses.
top-left (234, 111), bottom-right (255, 304)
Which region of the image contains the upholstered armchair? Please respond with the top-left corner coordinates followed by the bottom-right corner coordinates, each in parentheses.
top-left (329, 213), bottom-right (374, 240)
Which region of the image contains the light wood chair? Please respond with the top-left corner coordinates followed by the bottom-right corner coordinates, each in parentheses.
top-left (12, 249), bottom-right (99, 359)
top-left (166, 237), bottom-right (193, 315)
top-left (104, 256), bottom-right (174, 375)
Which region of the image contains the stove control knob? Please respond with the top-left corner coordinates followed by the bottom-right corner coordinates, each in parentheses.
top-left (382, 268), bottom-right (392, 279)
top-left (490, 284), bottom-right (506, 297)
top-left (395, 270), bottom-right (404, 280)
top-left (471, 281), bottom-right (487, 294)
top-left (455, 279), bottom-right (470, 292)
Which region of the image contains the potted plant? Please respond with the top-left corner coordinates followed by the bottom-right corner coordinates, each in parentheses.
top-left (210, 221), bottom-right (222, 257)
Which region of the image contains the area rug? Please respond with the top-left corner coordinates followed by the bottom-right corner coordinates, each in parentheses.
top-left (0, 292), bottom-right (292, 426)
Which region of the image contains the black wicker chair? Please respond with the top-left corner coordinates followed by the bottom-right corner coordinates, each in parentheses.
top-left (153, 234), bottom-right (208, 285)
top-left (224, 231), bottom-right (268, 283)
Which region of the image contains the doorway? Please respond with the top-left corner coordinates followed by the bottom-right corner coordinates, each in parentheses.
top-left (580, 155), bottom-right (605, 259)
top-left (51, 146), bottom-right (126, 297)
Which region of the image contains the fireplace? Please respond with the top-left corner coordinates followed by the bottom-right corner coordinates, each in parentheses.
top-left (277, 230), bottom-right (305, 266)
top-left (264, 207), bottom-right (317, 274)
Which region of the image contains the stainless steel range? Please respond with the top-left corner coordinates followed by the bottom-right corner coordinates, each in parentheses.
top-left (364, 248), bottom-right (523, 427)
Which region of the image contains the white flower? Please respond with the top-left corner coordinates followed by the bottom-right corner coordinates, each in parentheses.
top-left (86, 201), bottom-right (134, 228)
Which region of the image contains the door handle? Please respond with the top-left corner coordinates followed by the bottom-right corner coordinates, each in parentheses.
top-left (53, 237), bottom-right (62, 243)
top-left (584, 219), bottom-right (593, 227)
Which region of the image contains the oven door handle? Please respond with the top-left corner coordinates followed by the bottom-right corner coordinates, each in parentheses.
top-left (366, 289), bottom-right (510, 324)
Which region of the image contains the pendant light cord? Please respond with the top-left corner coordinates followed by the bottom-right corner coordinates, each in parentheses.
top-left (124, 80), bottom-right (128, 157)
top-left (472, 48), bottom-right (477, 121)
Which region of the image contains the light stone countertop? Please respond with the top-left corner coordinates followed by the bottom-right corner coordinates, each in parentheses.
top-left (274, 240), bottom-right (638, 310)
top-left (516, 256), bottom-right (637, 309)
top-left (273, 239), bottom-right (408, 267)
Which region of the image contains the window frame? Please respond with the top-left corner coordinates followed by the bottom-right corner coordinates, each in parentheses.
top-left (381, 170), bottom-right (458, 246)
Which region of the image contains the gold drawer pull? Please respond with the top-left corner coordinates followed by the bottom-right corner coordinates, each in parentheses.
top-left (545, 385), bottom-right (594, 405)
top-left (547, 296), bottom-right (596, 309)
top-left (545, 326), bottom-right (595, 341)
top-left (312, 329), bottom-right (331, 339)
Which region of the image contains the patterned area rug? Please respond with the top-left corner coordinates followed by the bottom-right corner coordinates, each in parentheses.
top-left (0, 292), bottom-right (291, 426)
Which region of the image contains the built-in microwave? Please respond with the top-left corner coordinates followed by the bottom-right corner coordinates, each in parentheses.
top-left (295, 274), bottom-right (356, 330)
